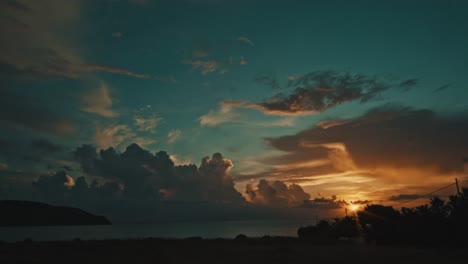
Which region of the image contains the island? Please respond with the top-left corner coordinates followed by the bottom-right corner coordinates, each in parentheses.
top-left (0, 200), bottom-right (111, 226)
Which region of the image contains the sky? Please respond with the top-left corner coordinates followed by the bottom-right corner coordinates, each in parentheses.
top-left (1, 0), bottom-right (468, 222)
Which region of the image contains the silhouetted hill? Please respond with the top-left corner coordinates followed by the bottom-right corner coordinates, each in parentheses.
top-left (0, 200), bottom-right (111, 226)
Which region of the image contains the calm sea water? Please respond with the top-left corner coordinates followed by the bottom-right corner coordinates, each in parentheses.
top-left (0, 220), bottom-right (312, 242)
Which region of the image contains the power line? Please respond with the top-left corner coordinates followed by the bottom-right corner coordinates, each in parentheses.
top-left (391, 182), bottom-right (457, 207)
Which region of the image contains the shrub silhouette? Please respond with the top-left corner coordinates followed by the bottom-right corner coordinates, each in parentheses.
top-left (298, 188), bottom-right (468, 245)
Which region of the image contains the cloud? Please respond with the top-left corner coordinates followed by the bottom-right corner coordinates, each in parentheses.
top-left (199, 101), bottom-right (244, 126)
top-left (0, 163), bottom-right (8, 170)
top-left (132, 137), bottom-right (156, 147)
top-left (183, 59), bottom-right (222, 75)
top-left (246, 179), bottom-right (311, 206)
top-left (350, 200), bottom-right (371, 205)
top-left (0, 1), bottom-right (152, 80)
top-left (301, 195), bottom-right (348, 209)
top-left (67, 64), bottom-right (152, 79)
top-left (32, 171), bottom-right (74, 200)
top-left (81, 83), bottom-right (119, 118)
top-left (112, 32), bottom-right (123, 38)
top-left (398, 79), bottom-right (418, 92)
top-left (93, 125), bottom-right (133, 150)
top-left (167, 129), bottom-right (182, 144)
top-left (239, 56), bottom-right (247, 65)
top-left (315, 119), bottom-right (352, 129)
top-left (250, 71), bottom-right (416, 116)
top-left (255, 75), bottom-right (281, 90)
top-left (73, 143), bottom-right (243, 203)
top-left (389, 194), bottom-right (422, 201)
top-left (0, 88), bottom-right (76, 135)
top-left (259, 117), bottom-right (296, 127)
top-left (134, 115), bottom-right (161, 133)
top-left (31, 138), bottom-right (64, 153)
top-left (192, 48), bottom-right (210, 58)
top-left (237, 36), bottom-right (255, 47)
top-left (433, 84), bottom-right (451, 93)
top-left (267, 104), bottom-right (468, 173)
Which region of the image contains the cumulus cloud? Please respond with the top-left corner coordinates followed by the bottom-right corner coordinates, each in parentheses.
top-left (237, 36), bottom-right (255, 47)
top-left (134, 115), bottom-right (161, 133)
top-left (93, 125), bottom-right (133, 150)
top-left (81, 83), bottom-right (119, 118)
top-left (32, 171), bottom-right (74, 200)
top-left (251, 71), bottom-right (417, 116)
top-left (246, 179), bottom-right (311, 206)
top-left (199, 101), bottom-right (244, 126)
top-left (167, 129), bottom-right (182, 144)
top-left (73, 143), bottom-right (243, 203)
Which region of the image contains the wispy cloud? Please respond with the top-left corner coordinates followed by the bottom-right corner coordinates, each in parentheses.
top-left (183, 59), bottom-right (223, 75)
top-left (239, 56), bottom-right (248, 65)
top-left (68, 64), bottom-right (152, 79)
top-left (237, 36), bottom-right (255, 47)
top-left (0, 1), bottom-right (153, 80)
top-left (81, 83), bottom-right (119, 118)
top-left (199, 101), bottom-right (244, 126)
top-left (0, 162), bottom-right (8, 170)
top-left (167, 129), bottom-right (182, 144)
top-left (134, 114), bottom-right (162, 133)
top-left (112, 32), bottom-right (123, 38)
top-left (433, 84), bottom-right (451, 93)
top-left (94, 124), bottom-right (133, 150)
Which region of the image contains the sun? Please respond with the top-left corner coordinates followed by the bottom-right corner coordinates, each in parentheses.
top-left (349, 204), bottom-right (360, 212)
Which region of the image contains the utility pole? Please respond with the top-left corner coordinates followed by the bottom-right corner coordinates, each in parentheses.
top-left (455, 178), bottom-right (461, 196)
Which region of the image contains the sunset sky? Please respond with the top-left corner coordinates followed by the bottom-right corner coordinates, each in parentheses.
top-left (1, 0), bottom-right (468, 221)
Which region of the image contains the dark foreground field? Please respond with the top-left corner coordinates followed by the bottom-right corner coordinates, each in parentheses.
top-left (1, 238), bottom-right (467, 264)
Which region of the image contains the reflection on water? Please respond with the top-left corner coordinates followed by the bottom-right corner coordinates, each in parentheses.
top-left (0, 220), bottom-right (312, 242)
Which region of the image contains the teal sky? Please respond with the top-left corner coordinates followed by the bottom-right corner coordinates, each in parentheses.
top-left (1, 0), bottom-right (468, 218)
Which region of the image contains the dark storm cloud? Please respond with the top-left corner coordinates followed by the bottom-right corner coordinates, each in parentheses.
top-left (31, 138), bottom-right (64, 153)
top-left (0, 89), bottom-right (76, 135)
top-left (389, 194), bottom-right (422, 201)
top-left (73, 143), bottom-right (243, 203)
top-left (301, 195), bottom-right (348, 209)
top-left (246, 179), bottom-right (311, 206)
top-left (251, 71), bottom-right (416, 115)
top-left (266, 104), bottom-right (468, 173)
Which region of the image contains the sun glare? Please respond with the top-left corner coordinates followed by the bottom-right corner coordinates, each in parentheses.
top-left (349, 204), bottom-right (360, 212)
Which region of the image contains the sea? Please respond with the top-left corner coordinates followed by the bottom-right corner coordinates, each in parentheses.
top-left (0, 219), bottom-right (313, 242)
